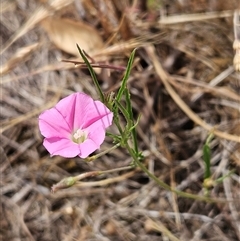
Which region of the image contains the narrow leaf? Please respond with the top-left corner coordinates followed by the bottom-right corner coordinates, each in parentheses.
top-left (124, 88), bottom-right (138, 154)
top-left (203, 143), bottom-right (211, 179)
top-left (77, 45), bottom-right (104, 102)
top-left (116, 49), bottom-right (136, 102)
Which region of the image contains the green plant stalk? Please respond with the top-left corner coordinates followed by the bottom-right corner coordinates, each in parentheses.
top-left (76, 44), bottom-right (105, 102)
top-left (114, 99), bottom-right (130, 122)
top-left (106, 132), bottom-right (121, 141)
top-left (203, 143), bottom-right (211, 179)
top-left (113, 109), bottom-right (124, 136)
top-left (215, 169), bottom-right (235, 184)
top-left (116, 49), bottom-right (136, 102)
top-left (77, 45), bottom-right (225, 203)
top-left (203, 133), bottom-right (214, 179)
top-left (124, 88), bottom-right (138, 154)
top-left (123, 140), bottom-right (225, 203)
top-left (112, 49), bottom-right (136, 144)
top-left (122, 123), bottom-right (222, 202)
top-left (113, 50), bottom-right (220, 202)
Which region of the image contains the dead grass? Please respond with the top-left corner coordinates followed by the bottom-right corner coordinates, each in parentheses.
top-left (1, 0), bottom-right (240, 240)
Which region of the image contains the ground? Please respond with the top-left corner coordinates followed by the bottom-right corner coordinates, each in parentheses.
top-left (1, 0), bottom-right (240, 241)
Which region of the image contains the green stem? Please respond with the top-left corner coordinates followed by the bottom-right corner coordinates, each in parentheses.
top-left (124, 88), bottom-right (138, 154)
top-left (114, 114), bottom-right (124, 135)
top-left (124, 142), bottom-right (225, 203)
top-left (116, 49), bottom-right (136, 102)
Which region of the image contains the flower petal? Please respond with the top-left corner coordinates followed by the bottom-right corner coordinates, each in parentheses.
top-left (43, 137), bottom-right (80, 158)
top-left (77, 139), bottom-right (99, 158)
top-left (77, 126), bottom-right (106, 158)
top-left (86, 110), bottom-right (113, 131)
top-left (81, 100), bottom-right (113, 129)
top-left (39, 92), bottom-right (113, 159)
top-left (54, 93), bottom-right (91, 130)
top-left (87, 125), bottom-right (106, 146)
top-left (55, 93), bottom-right (113, 130)
top-left (39, 108), bottom-right (71, 138)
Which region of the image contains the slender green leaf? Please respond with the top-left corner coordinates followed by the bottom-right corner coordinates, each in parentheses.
top-left (124, 88), bottom-right (138, 154)
top-left (203, 143), bottom-right (211, 179)
top-left (215, 169), bottom-right (235, 184)
top-left (114, 99), bottom-right (130, 122)
top-left (116, 49), bottom-right (136, 102)
top-left (76, 44), bottom-right (104, 102)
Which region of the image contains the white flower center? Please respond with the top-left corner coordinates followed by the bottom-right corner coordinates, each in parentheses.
top-left (72, 129), bottom-right (88, 144)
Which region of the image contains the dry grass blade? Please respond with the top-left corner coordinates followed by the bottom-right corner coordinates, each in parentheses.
top-left (74, 170), bottom-right (137, 188)
top-left (173, 73), bottom-right (240, 103)
top-left (233, 9), bottom-right (240, 71)
top-left (0, 92), bottom-right (61, 134)
top-left (191, 66), bottom-right (235, 102)
top-left (1, 0), bottom-right (74, 54)
top-left (1, 43), bottom-right (39, 75)
top-left (0, 61), bottom-right (74, 85)
top-left (176, 44), bottom-right (218, 70)
top-left (94, 34), bottom-right (165, 57)
top-left (146, 45), bottom-right (240, 143)
top-left (159, 10), bottom-right (234, 24)
top-left (145, 219), bottom-right (181, 241)
top-left (223, 174), bottom-right (240, 240)
top-left (0, 0), bottom-right (16, 13)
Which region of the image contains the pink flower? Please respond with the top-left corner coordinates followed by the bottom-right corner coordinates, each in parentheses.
top-left (39, 93), bottom-right (113, 158)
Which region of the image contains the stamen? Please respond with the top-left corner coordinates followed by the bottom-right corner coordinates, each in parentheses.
top-left (72, 129), bottom-right (88, 144)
